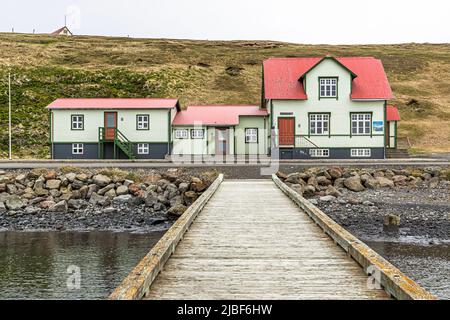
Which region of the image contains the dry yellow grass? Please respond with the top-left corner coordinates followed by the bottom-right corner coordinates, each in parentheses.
top-left (0, 33), bottom-right (449, 157)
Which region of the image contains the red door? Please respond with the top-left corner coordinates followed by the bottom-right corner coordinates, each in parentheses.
top-left (104, 112), bottom-right (117, 141)
top-left (278, 118), bottom-right (295, 146)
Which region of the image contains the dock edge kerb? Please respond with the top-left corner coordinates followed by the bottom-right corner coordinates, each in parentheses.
top-left (108, 173), bottom-right (224, 300)
top-left (272, 174), bottom-right (437, 301)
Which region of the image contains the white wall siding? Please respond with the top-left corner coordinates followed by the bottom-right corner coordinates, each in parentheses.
top-left (270, 59), bottom-right (386, 150)
top-left (52, 109), bottom-right (172, 143)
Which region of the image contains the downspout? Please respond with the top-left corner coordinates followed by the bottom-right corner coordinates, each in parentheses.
top-left (383, 100), bottom-right (387, 159)
top-left (167, 110), bottom-right (172, 156)
top-left (49, 110), bottom-right (53, 159)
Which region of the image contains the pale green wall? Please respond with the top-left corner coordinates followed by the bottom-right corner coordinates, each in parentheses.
top-left (52, 108), bottom-right (173, 143)
top-left (270, 58), bottom-right (386, 149)
top-left (235, 116), bottom-right (267, 155)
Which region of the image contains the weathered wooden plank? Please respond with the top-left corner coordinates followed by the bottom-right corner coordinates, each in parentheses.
top-left (145, 179), bottom-right (390, 300)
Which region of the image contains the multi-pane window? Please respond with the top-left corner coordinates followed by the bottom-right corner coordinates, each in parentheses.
top-left (174, 129), bottom-right (189, 139)
top-left (137, 143), bottom-right (149, 155)
top-left (351, 149), bottom-right (371, 157)
top-left (137, 115), bottom-right (149, 130)
top-left (71, 115), bottom-right (84, 130)
top-left (351, 113), bottom-right (371, 135)
top-left (319, 78), bottom-right (337, 98)
top-left (309, 149), bottom-right (330, 158)
top-left (191, 129), bottom-right (204, 139)
top-left (310, 114), bottom-right (330, 135)
top-left (72, 143), bottom-right (84, 155)
top-left (245, 128), bottom-right (258, 143)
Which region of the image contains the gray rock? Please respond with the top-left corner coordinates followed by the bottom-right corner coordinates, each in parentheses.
top-left (123, 179), bottom-right (134, 187)
top-left (376, 177), bottom-right (394, 188)
top-left (178, 182), bottom-right (189, 193)
top-left (71, 179), bottom-right (85, 190)
top-left (5, 195), bottom-right (27, 210)
top-left (165, 184), bottom-right (179, 200)
top-left (116, 185), bottom-right (129, 196)
top-left (68, 199), bottom-right (87, 210)
top-left (364, 178), bottom-right (380, 189)
top-left (0, 201), bottom-right (6, 213)
top-left (145, 191), bottom-right (159, 207)
top-left (112, 194), bottom-right (133, 205)
top-left (363, 201), bottom-right (374, 206)
top-left (24, 206), bottom-right (40, 214)
top-left (344, 176), bottom-right (365, 192)
top-left (316, 176), bottom-right (332, 186)
top-left (325, 185), bottom-right (342, 197)
top-left (308, 198), bottom-right (318, 205)
top-left (290, 184), bottom-right (303, 196)
top-left (75, 173), bottom-right (89, 182)
top-left (6, 184), bottom-right (18, 194)
top-left (285, 173), bottom-right (305, 185)
top-left (15, 174), bottom-right (27, 185)
top-left (89, 192), bottom-right (109, 206)
top-left (87, 184), bottom-right (98, 198)
top-left (319, 195), bottom-right (336, 202)
top-left (92, 174), bottom-right (111, 187)
top-left (49, 200), bottom-right (68, 213)
top-left (49, 189), bottom-right (61, 198)
top-left (392, 175), bottom-right (407, 186)
top-left (328, 168), bottom-right (342, 179)
top-left (98, 184), bottom-right (115, 196)
top-left (168, 204), bottom-right (187, 217)
top-left (334, 178), bottom-right (345, 189)
top-left (104, 188), bottom-right (117, 199)
top-left (65, 172), bottom-right (77, 182)
top-left (302, 185), bottom-right (316, 198)
top-left (169, 195), bottom-right (183, 207)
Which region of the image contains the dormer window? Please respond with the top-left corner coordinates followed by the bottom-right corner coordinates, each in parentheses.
top-left (319, 77), bottom-right (338, 99)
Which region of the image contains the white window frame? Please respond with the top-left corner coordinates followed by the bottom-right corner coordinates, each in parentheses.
top-left (71, 115), bottom-right (84, 130)
top-left (319, 78), bottom-right (337, 98)
top-left (309, 149), bottom-right (330, 158)
top-left (137, 143), bottom-right (150, 155)
top-left (174, 129), bottom-right (189, 139)
top-left (245, 128), bottom-right (258, 143)
top-left (136, 114), bottom-right (149, 130)
top-left (310, 114), bottom-right (330, 135)
top-left (351, 149), bottom-right (371, 157)
top-left (191, 129), bottom-right (204, 139)
top-left (72, 143), bottom-right (84, 155)
top-left (351, 113), bottom-right (372, 135)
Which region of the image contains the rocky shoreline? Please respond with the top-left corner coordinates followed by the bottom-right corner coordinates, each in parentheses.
top-left (0, 168), bottom-right (217, 232)
top-left (277, 166), bottom-right (450, 243)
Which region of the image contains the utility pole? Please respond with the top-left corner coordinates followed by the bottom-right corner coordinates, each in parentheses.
top-left (8, 73), bottom-right (12, 160)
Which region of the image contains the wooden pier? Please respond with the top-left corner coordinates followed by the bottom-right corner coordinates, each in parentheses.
top-left (110, 176), bottom-right (436, 300)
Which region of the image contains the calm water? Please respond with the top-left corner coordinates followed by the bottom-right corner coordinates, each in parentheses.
top-left (0, 231), bottom-right (165, 300)
top-left (365, 241), bottom-right (450, 299)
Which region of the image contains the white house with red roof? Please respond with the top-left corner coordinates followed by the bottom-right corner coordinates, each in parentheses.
top-left (171, 105), bottom-right (268, 156)
top-left (263, 56), bottom-right (400, 159)
top-left (47, 98), bottom-right (180, 159)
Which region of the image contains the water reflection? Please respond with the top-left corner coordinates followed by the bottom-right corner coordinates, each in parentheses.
top-left (365, 241), bottom-right (450, 299)
top-left (0, 231), bottom-right (165, 300)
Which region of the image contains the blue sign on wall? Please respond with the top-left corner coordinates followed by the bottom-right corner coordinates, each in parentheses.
top-left (373, 121), bottom-right (384, 132)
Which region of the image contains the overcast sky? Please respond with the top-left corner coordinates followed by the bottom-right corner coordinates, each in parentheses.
top-left (1, 0), bottom-right (449, 44)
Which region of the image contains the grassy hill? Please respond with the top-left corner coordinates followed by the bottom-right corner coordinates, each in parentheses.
top-left (0, 33), bottom-right (449, 158)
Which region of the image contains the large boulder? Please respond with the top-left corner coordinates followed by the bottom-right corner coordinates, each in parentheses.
top-left (285, 173), bottom-right (305, 185)
top-left (15, 174), bottom-right (27, 185)
top-left (116, 185), bottom-right (129, 196)
top-left (75, 173), bottom-right (89, 182)
top-left (325, 185), bottom-right (342, 197)
top-left (92, 174), bottom-right (111, 187)
top-left (65, 172), bottom-right (77, 182)
top-left (376, 177), bottom-right (394, 188)
top-left (98, 184), bottom-right (115, 196)
top-left (112, 194), bottom-right (133, 206)
top-left (46, 179), bottom-right (62, 190)
top-left (190, 177), bottom-right (206, 192)
top-left (68, 199), bottom-right (87, 210)
top-left (316, 176), bottom-right (332, 186)
top-left (89, 192), bottom-right (109, 206)
top-left (5, 195), bottom-right (28, 210)
top-left (364, 178), bottom-right (380, 189)
top-left (178, 182), bottom-right (189, 194)
top-left (49, 200), bottom-right (68, 213)
top-left (328, 167), bottom-right (342, 179)
top-left (167, 204), bottom-right (188, 217)
top-left (302, 185), bottom-right (316, 198)
top-left (344, 176), bottom-right (365, 192)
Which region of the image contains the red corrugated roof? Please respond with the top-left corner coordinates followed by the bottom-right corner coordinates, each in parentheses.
top-left (263, 57), bottom-right (393, 100)
top-left (46, 98), bottom-right (179, 110)
top-left (386, 105), bottom-right (400, 121)
top-left (172, 105), bottom-right (268, 126)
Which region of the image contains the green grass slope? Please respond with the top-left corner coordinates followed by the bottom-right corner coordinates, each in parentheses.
top-left (0, 33), bottom-right (449, 158)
